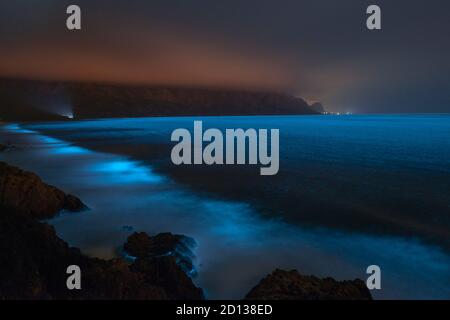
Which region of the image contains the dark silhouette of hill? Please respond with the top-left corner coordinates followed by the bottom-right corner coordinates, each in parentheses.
top-left (0, 78), bottom-right (320, 121)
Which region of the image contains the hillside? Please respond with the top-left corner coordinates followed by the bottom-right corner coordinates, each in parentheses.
top-left (0, 78), bottom-right (320, 121)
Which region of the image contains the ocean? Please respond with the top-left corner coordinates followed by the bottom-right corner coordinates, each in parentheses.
top-left (1, 114), bottom-right (449, 299)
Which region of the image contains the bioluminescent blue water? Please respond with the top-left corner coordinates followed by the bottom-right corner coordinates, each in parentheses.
top-left (1, 114), bottom-right (449, 299)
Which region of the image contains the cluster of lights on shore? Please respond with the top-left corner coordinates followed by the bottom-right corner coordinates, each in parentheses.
top-left (322, 111), bottom-right (353, 115)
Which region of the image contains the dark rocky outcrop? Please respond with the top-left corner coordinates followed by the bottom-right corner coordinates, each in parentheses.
top-left (0, 160), bottom-right (203, 300)
top-left (0, 205), bottom-right (203, 299)
top-left (0, 78), bottom-right (320, 121)
top-left (130, 255), bottom-right (203, 300)
top-left (0, 161), bottom-right (203, 300)
top-left (124, 232), bottom-right (196, 275)
top-left (123, 232), bottom-right (202, 299)
top-left (245, 269), bottom-right (372, 300)
top-left (0, 161), bottom-right (87, 219)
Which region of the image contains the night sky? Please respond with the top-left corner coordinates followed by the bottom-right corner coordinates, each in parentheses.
top-left (0, 0), bottom-right (449, 113)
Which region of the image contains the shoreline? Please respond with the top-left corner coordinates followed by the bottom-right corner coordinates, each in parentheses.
top-left (19, 115), bottom-right (450, 251)
top-left (1, 119), bottom-right (449, 299)
top-left (0, 158), bottom-right (371, 300)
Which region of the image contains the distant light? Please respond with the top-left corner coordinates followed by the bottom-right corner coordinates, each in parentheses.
top-left (57, 106), bottom-right (74, 119)
top-left (61, 112), bottom-right (74, 119)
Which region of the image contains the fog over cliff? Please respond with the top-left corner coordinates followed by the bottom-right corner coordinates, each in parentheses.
top-left (0, 79), bottom-right (319, 121)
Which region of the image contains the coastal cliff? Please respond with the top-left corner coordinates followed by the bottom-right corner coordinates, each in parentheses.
top-left (0, 78), bottom-right (320, 121)
top-left (309, 102), bottom-right (325, 114)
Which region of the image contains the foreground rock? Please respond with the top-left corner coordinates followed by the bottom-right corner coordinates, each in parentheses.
top-left (245, 269), bottom-right (372, 300)
top-left (0, 161), bottom-right (87, 219)
top-left (0, 162), bottom-right (203, 300)
top-left (124, 232), bottom-right (196, 275)
top-left (124, 232), bottom-right (202, 299)
top-left (130, 255), bottom-right (203, 300)
top-left (0, 205), bottom-right (203, 299)
top-left (0, 206), bottom-right (162, 299)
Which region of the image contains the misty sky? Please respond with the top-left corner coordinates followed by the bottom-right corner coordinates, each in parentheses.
top-left (0, 0), bottom-right (449, 113)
